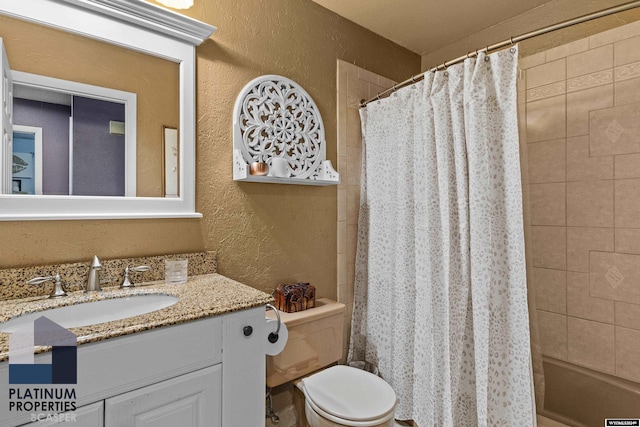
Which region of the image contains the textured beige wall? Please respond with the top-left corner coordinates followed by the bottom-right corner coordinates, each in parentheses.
top-left (0, 0), bottom-right (419, 299)
top-left (0, 15), bottom-right (179, 197)
top-left (421, 0), bottom-right (640, 71)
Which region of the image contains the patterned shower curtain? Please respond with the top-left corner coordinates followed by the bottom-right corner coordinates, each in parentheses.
top-left (348, 46), bottom-right (536, 426)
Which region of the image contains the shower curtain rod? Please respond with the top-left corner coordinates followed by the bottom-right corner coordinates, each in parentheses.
top-left (360, 0), bottom-right (640, 108)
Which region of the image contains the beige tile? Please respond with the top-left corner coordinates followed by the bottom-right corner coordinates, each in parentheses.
top-left (615, 301), bottom-right (640, 331)
top-left (615, 77), bottom-right (640, 106)
top-left (527, 59), bottom-right (566, 89)
top-left (337, 69), bottom-right (347, 94)
top-left (527, 139), bottom-right (565, 183)
top-left (590, 251), bottom-right (640, 304)
top-left (546, 38), bottom-right (590, 62)
top-left (346, 107), bottom-right (362, 148)
top-left (533, 268), bottom-right (566, 314)
top-left (337, 188), bottom-right (346, 222)
top-left (347, 92), bottom-right (362, 109)
top-left (378, 76), bottom-right (396, 89)
top-left (566, 136), bottom-right (613, 181)
top-left (567, 271), bottom-right (614, 323)
top-left (590, 20), bottom-right (640, 49)
top-left (345, 108), bottom-right (362, 147)
top-left (346, 147), bottom-right (362, 187)
top-left (347, 74), bottom-right (370, 99)
top-left (338, 60), bottom-right (359, 76)
top-left (358, 67), bottom-right (379, 84)
top-left (519, 51), bottom-right (546, 70)
top-left (615, 228), bottom-right (640, 254)
top-left (615, 326), bottom-right (640, 382)
top-left (590, 103), bottom-right (640, 156)
top-left (566, 84), bottom-right (613, 137)
top-left (614, 61), bottom-right (640, 83)
top-left (615, 179), bottom-right (640, 228)
top-left (537, 310), bottom-right (567, 360)
top-left (337, 155), bottom-right (346, 185)
top-left (337, 284), bottom-right (348, 304)
top-left (615, 35), bottom-right (640, 66)
top-left (567, 70), bottom-right (613, 93)
top-left (337, 220), bottom-right (347, 255)
top-left (567, 45), bottom-right (613, 78)
top-left (532, 226), bottom-right (566, 270)
top-left (527, 95), bottom-right (566, 143)
top-left (566, 227), bottom-right (614, 272)
top-left (337, 256), bottom-right (347, 286)
top-left (530, 183), bottom-right (566, 226)
top-left (526, 81), bottom-right (565, 102)
top-left (567, 317), bottom-right (615, 373)
top-left (369, 84), bottom-right (387, 100)
top-left (346, 185), bottom-right (360, 225)
top-left (615, 153), bottom-right (640, 179)
top-left (566, 181), bottom-right (614, 227)
top-left (338, 95), bottom-right (348, 157)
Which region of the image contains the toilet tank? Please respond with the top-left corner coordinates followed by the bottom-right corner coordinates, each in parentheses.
top-left (266, 298), bottom-right (345, 388)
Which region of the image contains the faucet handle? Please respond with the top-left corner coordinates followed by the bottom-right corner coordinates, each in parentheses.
top-left (27, 273), bottom-right (68, 298)
top-left (120, 265), bottom-right (152, 288)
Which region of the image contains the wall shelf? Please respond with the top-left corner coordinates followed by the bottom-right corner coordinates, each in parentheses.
top-left (232, 75), bottom-right (339, 186)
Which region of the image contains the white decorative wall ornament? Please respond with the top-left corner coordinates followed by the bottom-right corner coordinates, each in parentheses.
top-left (233, 75), bottom-right (339, 185)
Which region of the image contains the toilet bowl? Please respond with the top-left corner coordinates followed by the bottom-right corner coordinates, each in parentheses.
top-left (266, 299), bottom-right (397, 427)
top-left (299, 365), bottom-right (396, 427)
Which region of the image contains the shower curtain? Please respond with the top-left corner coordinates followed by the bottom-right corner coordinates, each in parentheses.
top-left (348, 47), bottom-right (536, 426)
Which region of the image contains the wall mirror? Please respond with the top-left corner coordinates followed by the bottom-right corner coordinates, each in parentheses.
top-left (0, 0), bottom-right (215, 220)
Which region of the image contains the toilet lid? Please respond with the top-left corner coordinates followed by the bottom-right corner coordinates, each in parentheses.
top-left (302, 365), bottom-right (396, 422)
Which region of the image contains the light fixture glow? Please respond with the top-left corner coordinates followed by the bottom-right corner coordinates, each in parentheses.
top-left (156, 0), bottom-right (193, 9)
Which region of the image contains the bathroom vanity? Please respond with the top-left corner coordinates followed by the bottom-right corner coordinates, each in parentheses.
top-left (0, 273), bottom-right (273, 426)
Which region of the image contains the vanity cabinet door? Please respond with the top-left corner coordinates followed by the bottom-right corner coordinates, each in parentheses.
top-left (104, 365), bottom-right (221, 427)
top-left (21, 401), bottom-right (104, 426)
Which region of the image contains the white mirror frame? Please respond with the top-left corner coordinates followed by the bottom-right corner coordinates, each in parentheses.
top-left (0, 0), bottom-right (215, 220)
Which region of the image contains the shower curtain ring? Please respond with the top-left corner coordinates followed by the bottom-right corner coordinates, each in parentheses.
top-left (411, 75), bottom-right (418, 82)
top-left (392, 84), bottom-right (397, 91)
top-left (510, 36), bottom-right (514, 45)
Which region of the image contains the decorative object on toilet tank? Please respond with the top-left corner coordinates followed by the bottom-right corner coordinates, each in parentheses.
top-left (274, 283), bottom-right (315, 313)
top-left (232, 75), bottom-right (339, 185)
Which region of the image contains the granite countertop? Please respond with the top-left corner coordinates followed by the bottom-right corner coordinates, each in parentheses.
top-left (0, 273), bottom-right (273, 362)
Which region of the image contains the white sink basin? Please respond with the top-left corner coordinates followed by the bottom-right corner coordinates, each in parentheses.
top-left (0, 294), bottom-right (179, 334)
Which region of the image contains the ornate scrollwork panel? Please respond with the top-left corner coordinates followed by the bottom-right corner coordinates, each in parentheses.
top-left (233, 75), bottom-right (326, 180)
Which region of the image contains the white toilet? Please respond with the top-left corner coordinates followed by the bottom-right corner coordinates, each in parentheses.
top-left (266, 298), bottom-right (397, 427)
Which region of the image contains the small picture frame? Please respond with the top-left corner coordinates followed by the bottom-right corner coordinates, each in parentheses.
top-left (162, 126), bottom-right (179, 198)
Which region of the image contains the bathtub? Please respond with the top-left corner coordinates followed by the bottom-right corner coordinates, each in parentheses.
top-left (540, 357), bottom-right (640, 427)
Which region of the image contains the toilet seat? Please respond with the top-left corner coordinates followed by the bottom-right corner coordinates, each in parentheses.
top-left (301, 365), bottom-right (396, 426)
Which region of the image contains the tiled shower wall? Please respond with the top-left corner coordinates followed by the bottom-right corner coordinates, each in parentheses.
top-left (521, 20), bottom-right (640, 383)
top-left (336, 60), bottom-right (395, 361)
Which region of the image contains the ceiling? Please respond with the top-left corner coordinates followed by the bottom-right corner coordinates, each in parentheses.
top-left (311, 0), bottom-right (553, 56)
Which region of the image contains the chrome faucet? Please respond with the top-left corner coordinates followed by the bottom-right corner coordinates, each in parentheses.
top-left (27, 273), bottom-right (68, 298)
top-left (85, 255), bottom-right (103, 292)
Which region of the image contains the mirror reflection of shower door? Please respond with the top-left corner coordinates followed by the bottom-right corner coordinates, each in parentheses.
top-left (12, 125), bottom-right (43, 195)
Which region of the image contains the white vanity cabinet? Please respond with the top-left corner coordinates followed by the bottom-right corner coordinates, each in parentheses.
top-left (1, 306), bottom-right (266, 427)
top-left (104, 365), bottom-right (222, 427)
